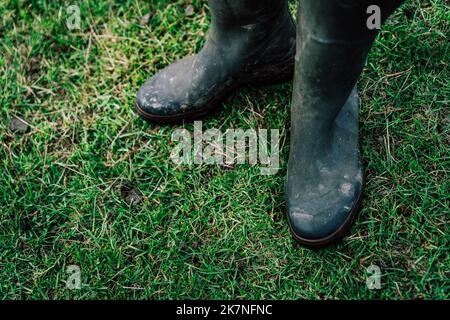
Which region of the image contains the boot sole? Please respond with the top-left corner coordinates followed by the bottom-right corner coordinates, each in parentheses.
top-left (287, 174), bottom-right (366, 248)
top-left (135, 59), bottom-right (294, 124)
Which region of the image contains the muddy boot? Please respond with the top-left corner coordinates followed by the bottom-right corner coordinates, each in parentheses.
top-left (286, 0), bottom-right (405, 246)
top-left (136, 0), bottom-right (296, 123)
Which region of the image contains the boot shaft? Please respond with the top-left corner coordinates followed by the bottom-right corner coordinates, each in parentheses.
top-left (291, 0), bottom-right (405, 135)
top-left (294, 0), bottom-right (406, 98)
top-left (206, 0), bottom-right (295, 67)
top-left (298, 0), bottom-right (405, 43)
top-left (209, 0), bottom-right (290, 30)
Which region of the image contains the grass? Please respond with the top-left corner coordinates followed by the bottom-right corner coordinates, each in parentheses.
top-left (0, 0), bottom-right (448, 300)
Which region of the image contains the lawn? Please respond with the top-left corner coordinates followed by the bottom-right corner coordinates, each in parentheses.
top-left (0, 0), bottom-right (448, 299)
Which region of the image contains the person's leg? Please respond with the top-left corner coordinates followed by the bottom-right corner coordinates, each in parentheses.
top-left (286, 0), bottom-right (405, 246)
top-left (136, 0), bottom-right (296, 123)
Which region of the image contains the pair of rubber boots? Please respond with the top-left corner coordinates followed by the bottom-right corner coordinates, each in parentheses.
top-left (136, 0), bottom-right (404, 247)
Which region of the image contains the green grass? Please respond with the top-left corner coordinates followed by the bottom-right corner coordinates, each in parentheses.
top-left (0, 0), bottom-right (449, 299)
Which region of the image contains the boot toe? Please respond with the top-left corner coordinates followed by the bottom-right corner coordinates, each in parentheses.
top-left (136, 58), bottom-right (199, 118)
top-left (287, 181), bottom-right (363, 245)
top-left (136, 81), bottom-right (188, 117)
top-left (288, 204), bottom-right (352, 242)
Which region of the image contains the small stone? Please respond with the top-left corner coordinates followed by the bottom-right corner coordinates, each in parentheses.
top-left (192, 256), bottom-right (200, 267)
top-left (9, 116), bottom-right (29, 134)
top-left (20, 218), bottom-right (32, 232)
top-left (140, 13), bottom-right (153, 26)
top-left (185, 5), bottom-right (195, 16)
top-left (120, 184), bottom-right (145, 205)
top-left (180, 241), bottom-right (188, 252)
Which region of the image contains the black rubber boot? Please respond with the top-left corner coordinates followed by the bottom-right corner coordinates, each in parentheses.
top-left (136, 0), bottom-right (296, 123)
top-left (286, 0), bottom-right (405, 247)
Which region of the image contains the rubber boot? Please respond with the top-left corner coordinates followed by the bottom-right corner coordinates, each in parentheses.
top-left (286, 0), bottom-right (405, 246)
top-left (136, 0), bottom-right (296, 123)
